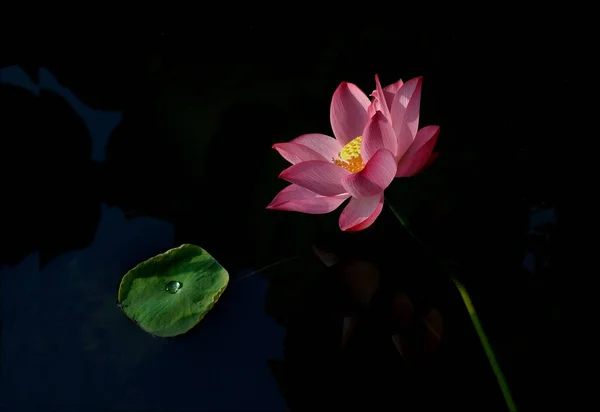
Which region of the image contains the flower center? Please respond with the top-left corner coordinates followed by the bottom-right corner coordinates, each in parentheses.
top-left (333, 136), bottom-right (365, 173)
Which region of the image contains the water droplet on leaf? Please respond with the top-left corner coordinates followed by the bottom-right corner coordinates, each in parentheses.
top-left (118, 244), bottom-right (229, 337)
top-left (165, 280), bottom-right (182, 294)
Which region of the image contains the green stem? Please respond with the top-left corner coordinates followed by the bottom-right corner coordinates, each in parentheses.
top-left (451, 276), bottom-right (518, 412)
top-left (386, 201), bottom-right (425, 248)
top-left (386, 199), bottom-right (517, 412)
top-left (232, 255), bottom-right (301, 284)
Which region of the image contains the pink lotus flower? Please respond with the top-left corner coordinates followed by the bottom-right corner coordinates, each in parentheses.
top-left (267, 75), bottom-right (440, 231)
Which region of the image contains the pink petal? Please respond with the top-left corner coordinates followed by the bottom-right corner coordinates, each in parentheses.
top-left (279, 160), bottom-right (350, 196)
top-left (362, 111), bottom-right (397, 162)
top-left (395, 127), bottom-right (439, 177)
top-left (367, 101), bottom-right (378, 118)
top-left (330, 82), bottom-right (371, 145)
top-left (273, 142), bottom-right (328, 164)
top-left (369, 77), bottom-right (404, 113)
top-left (267, 184), bottom-right (350, 214)
top-left (373, 74), bottom-right (391, 121)
top-left (402, 125), bottom-right (440, 159)
top-left (384, 78), bottom-right (404, 96)
top-left (291, 133), bottom-right (342, 160)
top-left (390, 77), bottom-right (423, 158)
top-left (342, 149), bottom-right (397, 198)
top-left (339, 193), bottom-right (384, 231)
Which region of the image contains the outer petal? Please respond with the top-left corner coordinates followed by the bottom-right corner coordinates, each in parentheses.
top-left (362, 111), bottom-right (397, 162)
top-left (390, 77), bottom-right (422, 159)
top-left (267, 184), bottom-right (350, 214)
top-left (395, 126), bottom-right (439, 177)
top-left (273, 142), bottom-right (328, 164)
top-left (291, 133), bottom-right (342, 160)
top-left (339, 193), bottom-right (384, 231)
top-left (330, 82), bottom-right (371, 145)
top-left (342, 149), bottom-right (397, 198)
top-left (402, 125), bottom-right (440, 160)
top-left (279, 160), bottom-right (350, 196)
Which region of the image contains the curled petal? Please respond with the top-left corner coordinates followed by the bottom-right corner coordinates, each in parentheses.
top-left (267, 184), bottom-right (350, 214)
top-left (273, 142), bottom-right (328, 164)
top-left (372, 74), bottom-right (392, 121)
top-left (390, 77), bottom-right (423, 158)
top-left (362, 111), bottom-right (397, 162)
top-left (291, 133), bottom-right (342, 160)
top-left (367, 101), bottom-right (378, 118)
top-left (384, 78), bottom-right (404, 96)
top-left (370, 77), bottom-right (404, 113)
top-left (396, 126), bottom-right (439, 177)
top-left (330, 82), bottom-right (371, 145)
top-left (342, 149), bottom-right (397, 198)
top-left (339, 193), bottom-right (384, 231)
top-left (279, 160), bottom-right (350, 196)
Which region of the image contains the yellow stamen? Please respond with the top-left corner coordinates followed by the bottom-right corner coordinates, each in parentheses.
top-left (333, 136), bottom-right (365, 173)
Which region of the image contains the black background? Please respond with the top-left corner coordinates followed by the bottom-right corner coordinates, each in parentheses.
top-left (1, 15), bottom-right (587, 411)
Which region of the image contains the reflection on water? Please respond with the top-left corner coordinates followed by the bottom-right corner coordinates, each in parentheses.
top-left (0, 66), bottom-right (286, 411)
top-left (1, 204), bottom-right (285, 411)
top-left (0, 65), bottom-right (121, 162)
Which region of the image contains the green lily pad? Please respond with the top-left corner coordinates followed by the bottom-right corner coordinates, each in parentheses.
top-left (117, 244), bottom-right (229, 337)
